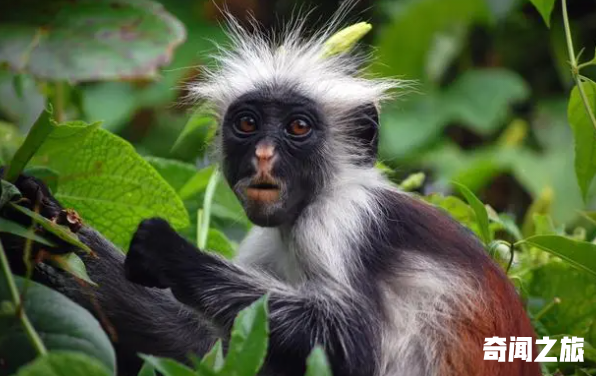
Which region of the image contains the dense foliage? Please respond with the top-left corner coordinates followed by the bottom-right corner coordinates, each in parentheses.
top-left (0, 0), bottom-right (596, 375)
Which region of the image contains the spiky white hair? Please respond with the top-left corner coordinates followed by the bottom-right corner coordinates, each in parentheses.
top-left (188, 2), bottom-right (402, 118)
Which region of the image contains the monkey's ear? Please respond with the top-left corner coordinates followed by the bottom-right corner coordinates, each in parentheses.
top-left (350, 103), bottom-right (379, 166)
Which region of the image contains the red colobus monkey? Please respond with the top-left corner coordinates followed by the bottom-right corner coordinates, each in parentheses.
top-left (2, 3), bottom-right (541, 376)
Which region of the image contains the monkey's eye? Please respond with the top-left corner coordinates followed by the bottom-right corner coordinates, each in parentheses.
top-left (234, 115), bottom-right (258, 135)
top-left (285, 118), bottom-right (312, 138)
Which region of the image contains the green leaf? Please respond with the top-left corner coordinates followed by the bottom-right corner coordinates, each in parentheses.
top-left (24, 166), bottom-right (60, 193)
top-left (0, 72), bottom-right (44, 131)
top-left (453, 182), bottom-right (491, 244)
top-left (533, 214), bottom-right (557, 236)
top-left (305, 346), bottom-right (333, 376)
top-left (200, 339), bottom-right (224, 372)
top-left (138, 355), bottom-right (196, 376)
top-left (527, 262), bottom-right (596, 346)
top-left (425, 194), bottom-right (477, 234)
top-left (171, 114), bottom-right (216, 160)
top-left (0, 0), bottom-right (186, 82)
top-left (197, 168), bottom-right (221, 250)
top-left (398, 172), bottom-right (426, 191)
top-left (486, 208), bottom-right (523, 242)
top-left (178, 166), bottom-right (215, 201)
top-left (373, 0), bottom-right (489, 81)
top-left (0, 217), bottom-right (55, 247)
top-left (137, 361), bottom-right (156, 376)
top-left (0, 180), bottom-right (21, 208)
top-left (30, 121), bottom-right (190, 249)
top-left (221, 295), bottom-right (269, 376)
top-left (81, 82), bottom-right (138, 133)
top-left (145, 156), bottom-right (196, 194)
top-left (444, 69), bottom-right (530, 135)
top-left (206, 228), bottom-right (236, 259)
top-left (0, 278), bottom-right (115, 375)
top-left (180, 166), bottom-right (250, 227)
top-left (0, 121), bottom-right (24, 164)
top-left (50, 253), bottom-right (96, 286)
top-left (567, 81), bottom-right (596, 201)
top-left (528, 0), bottom-right (557, 27)
top-left (379, 95), bottom-right (449, 160)
top-left (11, 351), bottom-right (111, 376)
top-left (9, 203), bottom-right (92, 254)
top-left (518, 235), bottom-right (596, 277)
top-left (4, 110), bottom-right (55, 183)
top-left (582, 211), bottom-right (596, 226)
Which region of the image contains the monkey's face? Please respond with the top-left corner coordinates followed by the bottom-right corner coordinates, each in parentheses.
top-left (221, 90), bottom-right (330, 227)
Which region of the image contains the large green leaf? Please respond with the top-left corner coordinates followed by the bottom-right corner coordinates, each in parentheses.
top-left (529, 0), bottom-right (557, 27)
top-left (30, 121), bottom-right (189, 248)
top-left (379, 70), bottom-right (529, 161)
top-left (528, 262), bottom-right (596, 346)
top-left (373, 0), bottom-right (489, 81)
top-left (378, 94), bottom-right (448, 160)
top-left (12, 351), bottom-right (111, 376)
top-left (0, 0), bottom-right (185, 82)
top-left (220, 295), bottom-right (269, 376)
top-left (444, 69), bottom-right (530, 135)
top-left (567, 81), bottom-right (596, 201)
top-left (519, 235), bottom-right (596, 277)
top-left (0, 277), bottom-right (115, 375)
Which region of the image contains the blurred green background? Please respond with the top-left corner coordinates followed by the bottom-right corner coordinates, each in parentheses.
top-left (3, 0), bottom-right (596, 224)
top-left (1, 0), bottom-right (596, 374)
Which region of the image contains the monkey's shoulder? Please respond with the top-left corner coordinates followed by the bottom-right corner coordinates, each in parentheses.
top-left (366, 188), bottom-right (495, 271)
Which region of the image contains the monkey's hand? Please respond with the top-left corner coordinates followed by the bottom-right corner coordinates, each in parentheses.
top-left (0, 171), bottom-right (81, 274)
top-left (125, 218), bottom-right (208, 290)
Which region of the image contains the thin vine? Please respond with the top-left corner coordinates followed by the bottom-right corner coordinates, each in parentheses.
top-left (562, 0), bottom-right (596, 132)
top-left (0, 240), bottom-right (47, 356)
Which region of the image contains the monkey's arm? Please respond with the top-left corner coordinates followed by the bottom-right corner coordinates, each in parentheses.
top-left (126, 218), bottom-right (379, 376)
top-left (70, 228), bottom-right (217, 374)
top-left (0, 174), bottom-right (216, 375)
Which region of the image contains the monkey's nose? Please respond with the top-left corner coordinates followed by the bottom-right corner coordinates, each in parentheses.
top-left (255, 144), bottom-right (275, 161)
top-left (254, 144), bottom-right (276, 174)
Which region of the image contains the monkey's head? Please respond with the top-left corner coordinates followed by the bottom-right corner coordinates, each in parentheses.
top-left (189, 15), bottom-right (400, 227)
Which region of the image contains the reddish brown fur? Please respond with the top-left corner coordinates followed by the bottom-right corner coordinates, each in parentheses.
top-left (440, 263), bottom-right (542, 376)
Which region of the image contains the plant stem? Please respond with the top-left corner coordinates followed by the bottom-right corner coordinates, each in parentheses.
top-left (562, 0), bottom-right (596, 132)
top-left (197, 167), bottom-right (220, 249)
top-left (5, 110), bottom-right (54, 183)
top-left (506, 242), bottom-right (515, 273)
top-left (534, 297), bottom-right (561, 321)
top-left (0, 241), bottom-right (47, 355)
top-left (52, 82), bottom-right (66, 123)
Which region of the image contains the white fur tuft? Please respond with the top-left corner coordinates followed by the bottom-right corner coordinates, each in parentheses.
top-left (188, 3), bottom-right (403, 117)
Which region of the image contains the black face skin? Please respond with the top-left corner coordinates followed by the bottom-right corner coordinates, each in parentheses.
top-left (221, 88), bottom-right (330, 227)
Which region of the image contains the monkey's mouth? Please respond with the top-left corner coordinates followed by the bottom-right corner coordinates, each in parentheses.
top-left (245, 180), bottom-right (281, 203)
